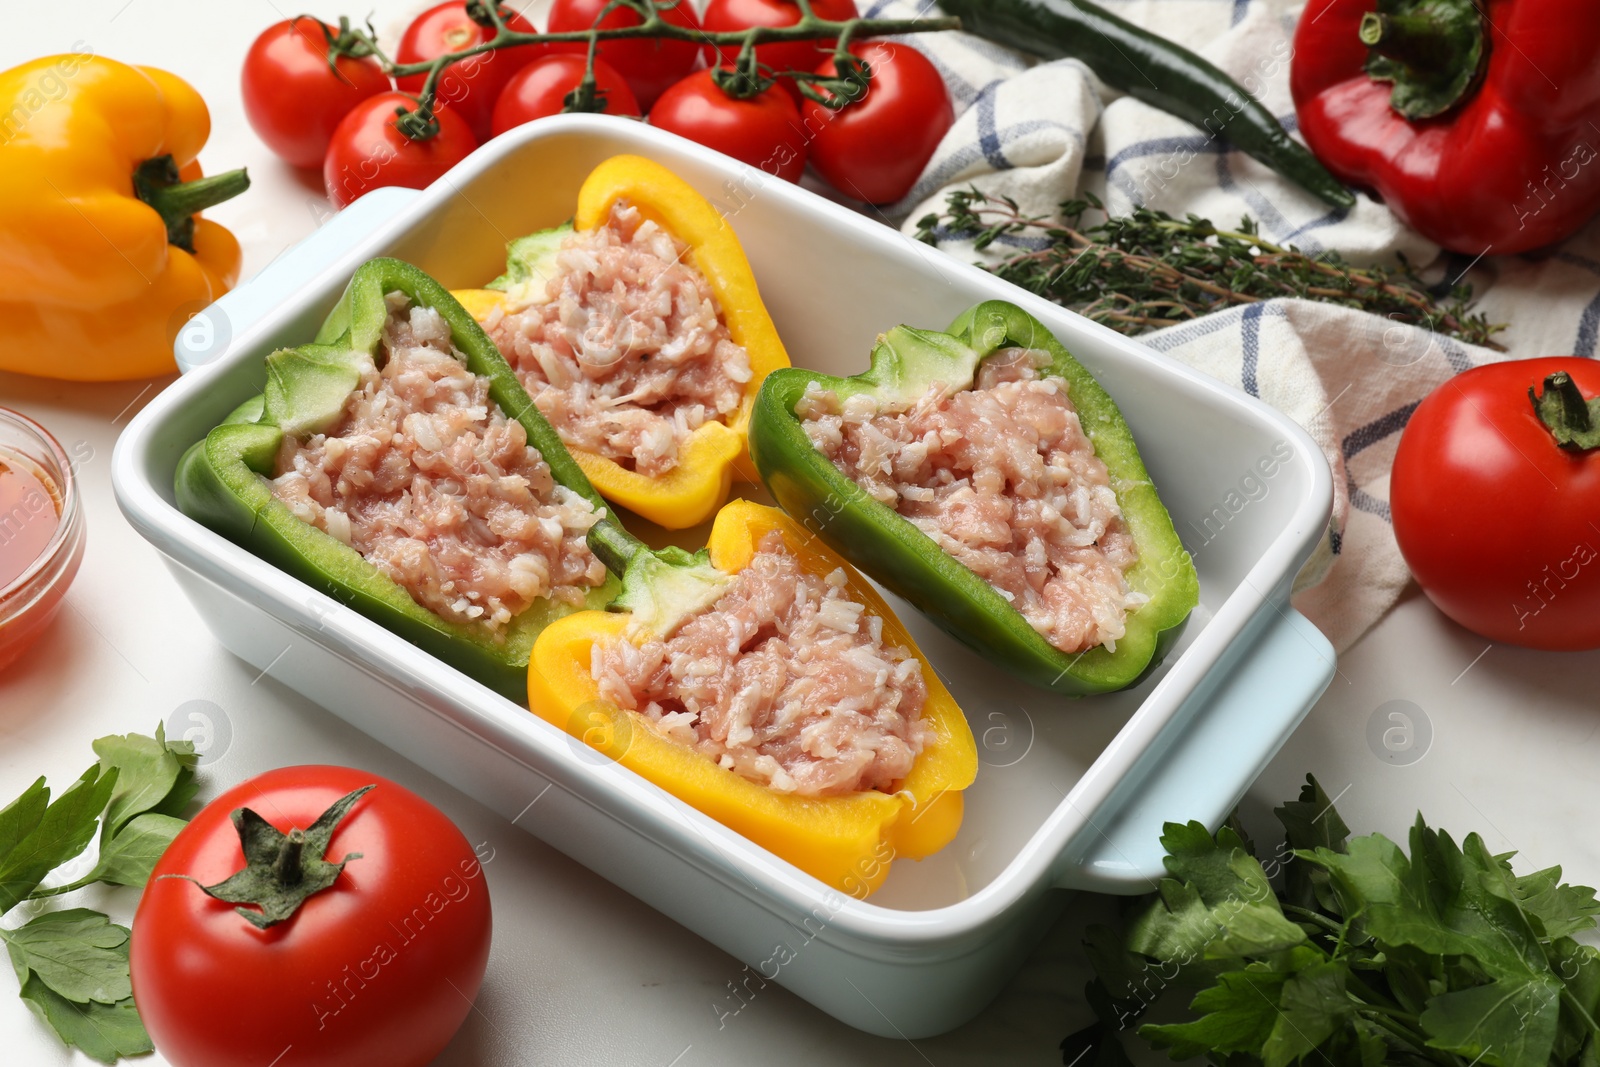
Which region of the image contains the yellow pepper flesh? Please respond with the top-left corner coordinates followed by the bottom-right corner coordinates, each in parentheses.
top-left (455, 155), bottom-right (789, 530)
top-left (529, 500), bottom-right (977, 897)
top-left (0, 56), bottom-right (242, 381)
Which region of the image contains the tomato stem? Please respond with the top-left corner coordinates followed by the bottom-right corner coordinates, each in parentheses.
top-left (562, 31), bottom-right (607, 113)
top-left (172, 784), bottom-right (375, 930)
top-left (1529, 372), bottom-right (1600, 452)
top-left (326, 8), bottom-right (963, 138)
top-left (272, 829), bottom-right (307, 887)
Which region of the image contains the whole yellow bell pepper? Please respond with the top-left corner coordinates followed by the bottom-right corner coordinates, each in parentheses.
top-left (0, 54), bottom-right (248, 381)
top-left (529, 500), bottom-right (977, 897)
top-left (455, 155), bottom-right (789, 531)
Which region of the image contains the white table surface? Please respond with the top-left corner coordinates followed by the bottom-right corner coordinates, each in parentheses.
top-left (6, 3), bottom-right (1599, 1065)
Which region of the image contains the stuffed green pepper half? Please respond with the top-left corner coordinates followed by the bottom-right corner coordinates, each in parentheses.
top-left (749, 300), bottom-right (1197, 695)
top-left (176, 257), bottom-right (618, 701)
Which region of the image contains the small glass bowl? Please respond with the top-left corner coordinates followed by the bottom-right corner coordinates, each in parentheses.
top-left (0, 407), bottom-right (84, 673)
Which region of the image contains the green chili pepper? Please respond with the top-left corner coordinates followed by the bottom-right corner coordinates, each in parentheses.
top-left (748, 300), bottom-right (1198, 695)
top-left (939, 0), bottom-right (1355, 211)
top-left (175, 257), bottom-right (618, 701)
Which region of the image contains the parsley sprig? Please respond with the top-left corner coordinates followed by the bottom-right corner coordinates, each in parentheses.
top-left (0, 726), bottom-right (197, 1063)
top-left (1075, 777), bottom-right (1600, 1067)
top-left (916, 189), bottom-right (1506, 350)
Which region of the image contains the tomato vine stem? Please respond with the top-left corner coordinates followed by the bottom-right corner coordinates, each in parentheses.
top-left (322, 2), bottom-right (961, 139)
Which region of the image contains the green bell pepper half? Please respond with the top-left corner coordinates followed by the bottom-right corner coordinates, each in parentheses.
top-left (748, 300), bottom-right (1198, 695)
top-left (175, 257), bottom-right (619, 702)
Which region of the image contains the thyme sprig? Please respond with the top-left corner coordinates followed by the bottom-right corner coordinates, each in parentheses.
top-left (915, 188), bottom-right (1505, 350)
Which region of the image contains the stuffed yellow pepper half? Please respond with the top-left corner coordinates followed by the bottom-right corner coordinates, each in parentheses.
top-left (455, 155), bottom-right (789, 530)
top-left (529, 500), bottom-right (976, 896)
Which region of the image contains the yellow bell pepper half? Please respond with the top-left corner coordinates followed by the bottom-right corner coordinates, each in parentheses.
top-left (0, 55), bottom-right (246, 381)
top-left (453, 155), bottom-right (789, 530)
top-left (528, 500), bottom-right (977, 897)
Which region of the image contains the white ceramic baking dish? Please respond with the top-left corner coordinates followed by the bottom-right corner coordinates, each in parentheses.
top-left (113, 116), bottom-right (1335, 1038)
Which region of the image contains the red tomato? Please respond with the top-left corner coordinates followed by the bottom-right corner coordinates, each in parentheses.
top-left (490, 53), bottom-right (641, 135)
top-left (650, 69), bottom-right (807, 182)
top-left (241, 19), bottom-right (392, 168)
top-left (324, 92), bottom-right (478, 209)
top-left (803, 41), bottom-right (953, 204)
top-left (395, 1), bottom-right (543, 141)
top-left (702, 0), bottom-right (857, 77)
top-left (1392, 358), bottom-right (1600, 650)
top-left (547, 0), bottom-right (703, 110)
top-left (131, 766), bottom-right (492, 1067)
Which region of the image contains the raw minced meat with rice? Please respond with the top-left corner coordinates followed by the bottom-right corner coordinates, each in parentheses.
top-left (591, 532), bottom-right (934, 798)
top-left (270, 291), bottom-right (608, 636)
top-left (798, 347), bottom-right (1145, 655)
top-left (483, 201), bottom-right (752, 477)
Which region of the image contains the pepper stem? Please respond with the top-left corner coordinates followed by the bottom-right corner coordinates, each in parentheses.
top-left (588, 519), bottom-right (649, 577)
top-left (133, 155), bottom-right (251, 254)
top-left (1360, 12), bottom-right (1451, 62)
top-left (1359, 0), bottom-right (1486, 120)
top-left (1529, 372), bottom-right (1600, 452)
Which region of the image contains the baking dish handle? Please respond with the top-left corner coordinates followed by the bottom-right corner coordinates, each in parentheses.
top-left (175, 186), bottom-right (423, 374)
top-left (1056, 607), bottom-right (1335, 894)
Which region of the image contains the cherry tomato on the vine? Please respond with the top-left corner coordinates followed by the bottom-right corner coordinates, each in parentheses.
top-left (323, 92), bottom-right (478, 209)
top-left (1392, 357), bottom-right (1600, 650)
top-left (804, 41), bottom-right (953, 204)
top-left (395, 1), bottom-right (544, 142)
top-left (490, 53), bottom-right (641, 136)
top-left (650, 69), bottom-right (807, 182)
top-left (131, 766), bottom-right (493, 1067)
top-left (702, 0), bottom-right (858, 79)
top-left (547, 0), bottom-right (703, 110)
top-left (242, 19), bottom-right (392, 169)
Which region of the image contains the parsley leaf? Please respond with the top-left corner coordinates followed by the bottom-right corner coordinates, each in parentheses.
top-left (1511, 865), bottom-right (1600, 940)
top-left (0, 777), bottom-right (49, 863)
top-left (1079, 774), bottom-right (1600, 1067)
top-left (1420, 976), bottom-right (1562, 1065)
top-left (1262, 956), bottom-right (1352, 1067)
top-left (0, 726), bottom-right (199, 1063)
top-left (1274, 775), bottom-right (1348, 915)
top-left (1125, 821), bottom-right (1305, 969)
top-left (93, 723), bottom-right (198, 841)
top-left (18, 976), bottom-right (151, 1064)
top-left (90, 813), bottom-right (187, 888)
top-left (0, 764), bottom-right (118, 914)
top-left (1141, 964), bottom-right (1292, 1059)
top-left (4, 909), bottom-right (132, 1005)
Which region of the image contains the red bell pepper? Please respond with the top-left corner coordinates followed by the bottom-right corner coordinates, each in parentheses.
top-left (1292, 0), bottom-right (1600, 255)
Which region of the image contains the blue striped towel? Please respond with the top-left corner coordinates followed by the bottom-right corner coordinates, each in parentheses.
top-left (866, 0), bottom-right (1600, 652)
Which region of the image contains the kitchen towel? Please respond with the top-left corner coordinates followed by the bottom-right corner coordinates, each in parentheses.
top-left (872, 0), bottom-right (1600, 653)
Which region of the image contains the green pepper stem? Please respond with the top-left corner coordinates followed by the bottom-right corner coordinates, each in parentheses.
top-left (132, 155), bottom-right (251, 254)
top-left (1359, 12), bottom-right (1453, 65)
top-left (589, 520), bottom-right (649, 577)
top-left (1357, 0), bottom-right (1486, 120)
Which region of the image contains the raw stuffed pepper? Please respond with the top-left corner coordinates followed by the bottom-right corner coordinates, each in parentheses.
top-left (176, 258), bottom-right (618, 701)
top-left (749, 300), bottom-right (1198, 695)
top-left (452, 155), bottom-right (789, 531)
top-left (529, 500), bottom-right (978, 896)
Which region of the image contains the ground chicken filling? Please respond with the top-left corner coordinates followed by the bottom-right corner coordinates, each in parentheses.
top-left (591, 532), bottom-right (934, 797)
top-left (799, 348), bottom-right (1146, 655)
top-left (270, 292), bottom-right (608, 637)
top-left (483, 201), bottom-right (752, 478)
